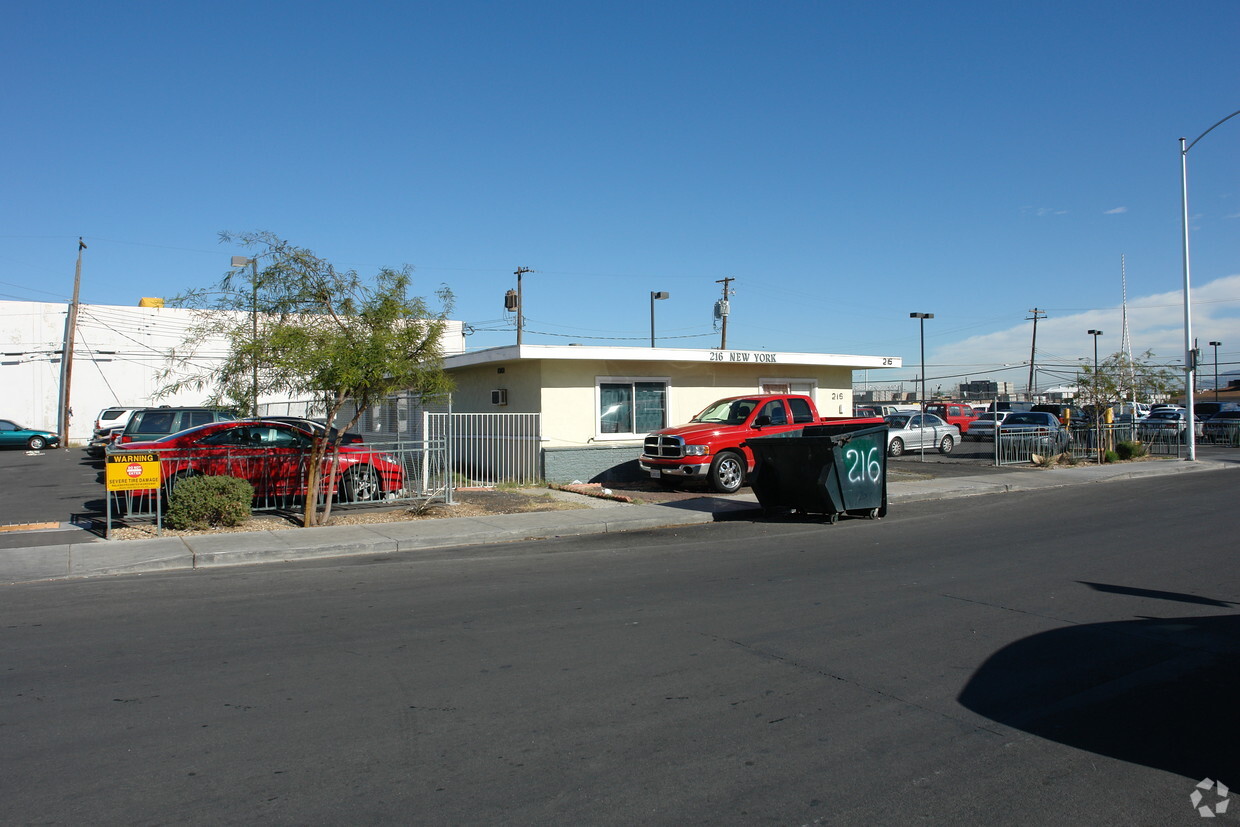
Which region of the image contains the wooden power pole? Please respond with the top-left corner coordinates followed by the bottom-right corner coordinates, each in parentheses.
top-left (1026, 308), bottom-right (1045, 401)
top-left (57, 238), bottom-right (86, 447)
top-left (715, 277), bottom-right (735, 349)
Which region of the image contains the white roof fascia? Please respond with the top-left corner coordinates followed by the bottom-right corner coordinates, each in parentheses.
top-left (445, 344), bottom-right (902, 370)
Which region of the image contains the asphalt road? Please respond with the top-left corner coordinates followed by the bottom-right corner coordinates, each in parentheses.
top-left (2, 471), bottom-right (1236, 825)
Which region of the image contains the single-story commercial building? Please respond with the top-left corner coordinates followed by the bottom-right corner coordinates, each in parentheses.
top-left (443, 344), bottom-right (902, 483)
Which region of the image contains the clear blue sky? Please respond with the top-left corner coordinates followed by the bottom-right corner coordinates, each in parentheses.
top-left (3, 1), bottom-right (1238, 392)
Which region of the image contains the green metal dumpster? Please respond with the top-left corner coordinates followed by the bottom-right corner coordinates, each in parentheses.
top-left (743, 422), bottom-right (888, 523)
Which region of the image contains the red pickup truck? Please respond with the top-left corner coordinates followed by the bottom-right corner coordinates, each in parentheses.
top-left (639, 394), bottom-right (880, 494)
top-left (923, 402), bottom-right (979, 434)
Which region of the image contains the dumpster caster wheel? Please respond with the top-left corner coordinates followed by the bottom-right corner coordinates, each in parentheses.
top-left (826, 512), bottom-right (839, 525)
top-left (867, 507), bottom-right (881, 519)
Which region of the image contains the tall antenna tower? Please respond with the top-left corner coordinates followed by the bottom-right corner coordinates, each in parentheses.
top-left (1120, 255), bottom-right (1132, 362)
top-left (1121, 255), bottom-right (1136, 412)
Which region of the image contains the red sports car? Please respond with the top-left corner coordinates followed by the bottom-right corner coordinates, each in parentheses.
top-left (122, 419), bottom-right (405, 503)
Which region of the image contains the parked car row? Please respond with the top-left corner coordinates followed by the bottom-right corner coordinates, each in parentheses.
top-left (885, 411), bottom-right (1073, 456)
top-left (120, 418), bottom-right (404, 503)
top-left (75, 406), bottom-right (401, 505)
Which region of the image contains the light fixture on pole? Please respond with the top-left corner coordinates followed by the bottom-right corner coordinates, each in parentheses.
top-left (909, 313), bottom-right (933, 412)
top-left (1088, 330), bottom-right (1103, 464)
top-left (1209, 341), bottom-right (1222, 403)
top-left (910, 312), bottom-right (933, 462)
top-left (1179, 108), bottom-right (1240, 461)
top-left (649, 291), bottom-right (670, 347)
top-left (232, 255), bottom-right (260, 416)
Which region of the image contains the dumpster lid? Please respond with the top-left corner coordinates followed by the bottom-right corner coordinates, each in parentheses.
top-left (801, 422), bottom-right (888, 443)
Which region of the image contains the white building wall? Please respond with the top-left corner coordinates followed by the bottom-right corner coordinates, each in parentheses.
top-left (0, 301), bottom-right (466, 444)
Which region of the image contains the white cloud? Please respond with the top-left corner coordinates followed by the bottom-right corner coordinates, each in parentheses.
top-left (877, 274), bottom-right (1240, 391)
top-left (1104, 206), bottom-right (1128, 214)
top-left (1021, 206), bottom-right (1070, 217)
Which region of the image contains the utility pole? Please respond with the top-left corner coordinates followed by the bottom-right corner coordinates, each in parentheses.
top-left (1026, 308), bottom-right (1045, 401)
top-left (715, 277), bottom-right (734, 349)
top-left (57, 238), bottom-right (86, 447)
top-left (514, 267), bottom-right (533, 346)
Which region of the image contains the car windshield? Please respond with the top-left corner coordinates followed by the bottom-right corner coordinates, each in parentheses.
top-left (152, 422), bottom-right (224, 443)
top-left (1148, 411), bottom-right (1180, 421)
top-left (691, 399), bottom-right (759, 425)
top-left (1003, 413), bottom-right (1045, 426)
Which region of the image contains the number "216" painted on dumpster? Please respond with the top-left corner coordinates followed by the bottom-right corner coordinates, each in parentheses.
top-left (844, 446), bottom-right (882, 484)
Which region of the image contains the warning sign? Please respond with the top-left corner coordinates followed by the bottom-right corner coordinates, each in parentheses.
top-left (106, 452), bottom-right (162, 491)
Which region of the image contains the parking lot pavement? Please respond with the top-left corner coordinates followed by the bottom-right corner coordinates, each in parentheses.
top-left (0, 446), bottom-right (104, 526)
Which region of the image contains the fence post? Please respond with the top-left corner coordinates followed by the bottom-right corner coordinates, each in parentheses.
top-left (445, 394), bottom-right (455, 505)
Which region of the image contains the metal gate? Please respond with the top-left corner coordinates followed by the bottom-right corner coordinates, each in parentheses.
top-left (426, 411), bottom-right (542, 486)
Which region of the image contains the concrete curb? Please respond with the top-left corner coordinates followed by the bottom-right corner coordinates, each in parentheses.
top-left (3, 458), bottom-right (1234, 585)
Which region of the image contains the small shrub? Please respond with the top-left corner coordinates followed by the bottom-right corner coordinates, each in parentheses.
top-left (1103, 449), bottom-right (1120, 464)
top-left (166, 475), bottom-right (254, 530)
top-left (1115, 440), bottom-right (1147, 460)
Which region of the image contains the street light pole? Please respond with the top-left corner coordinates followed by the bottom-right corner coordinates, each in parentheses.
top-left (1179, 108), bottom-right (1240, 461)
top-left (650, 291), bottom-right (669, 347)
top-left (910, 313), bottom-right (933, 412)
top-left (910, 312), bottom-right (933, 461)
top-left (232, 255), bottom-right (260, 416)
top-left (1209, 341), bottom-right (1222, 403)
top-left (1088, 330), bottom-right (1103, 463)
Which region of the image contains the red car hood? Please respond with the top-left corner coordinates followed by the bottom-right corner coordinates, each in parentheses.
top-left (648, 422), bottom-right (738, 441)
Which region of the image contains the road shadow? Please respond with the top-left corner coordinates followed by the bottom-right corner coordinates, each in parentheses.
top-left (959, 595), bottom-right (1240, 781)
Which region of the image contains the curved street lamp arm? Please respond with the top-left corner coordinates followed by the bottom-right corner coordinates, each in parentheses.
top-left (1184, 109), bottom-right (1240, 153)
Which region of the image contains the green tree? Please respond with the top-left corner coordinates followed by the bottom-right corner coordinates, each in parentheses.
top-left (1076, 349), bottom-right (1181, 412)
top-left (162, 231), bottom-right (454, 527)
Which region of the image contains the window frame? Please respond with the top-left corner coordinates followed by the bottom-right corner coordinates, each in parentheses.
top-left (594, 376), bottom-right (670, 441)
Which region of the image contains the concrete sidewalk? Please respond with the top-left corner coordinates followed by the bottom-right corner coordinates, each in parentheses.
top-left (2, 458), bottom-right (1234, 585)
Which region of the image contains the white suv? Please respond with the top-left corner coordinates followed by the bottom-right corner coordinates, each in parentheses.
top-left (88, 407), bottom-right (140, 458)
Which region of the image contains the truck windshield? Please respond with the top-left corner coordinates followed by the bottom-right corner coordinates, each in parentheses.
top-left (692, 398), bottom-right (759, 425)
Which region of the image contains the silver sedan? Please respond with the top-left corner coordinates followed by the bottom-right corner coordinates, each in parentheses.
top-left (883, 413), bottom-right (961, 456)
top-left (965, 410), bottom-right (1010, 441)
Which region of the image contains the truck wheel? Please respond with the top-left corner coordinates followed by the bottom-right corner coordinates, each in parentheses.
top-left (888, 437), bottom-right (905, 457)
top-left (938, 435), bottom-right (954, 454)
top-left (708, 451), bottom-right (745, 494)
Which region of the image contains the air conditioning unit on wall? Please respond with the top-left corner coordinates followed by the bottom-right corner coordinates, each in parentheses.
top-left (491, 389), bottom-right (508, 406)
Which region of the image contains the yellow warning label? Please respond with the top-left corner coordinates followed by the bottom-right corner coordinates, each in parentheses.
top-left (106, 456), bottom-right (162, 491)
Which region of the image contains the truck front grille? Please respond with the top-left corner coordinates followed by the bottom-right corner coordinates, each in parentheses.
top-left (644, 435), bottom-right (684, 458)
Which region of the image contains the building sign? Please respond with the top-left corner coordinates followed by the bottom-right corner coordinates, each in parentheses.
top-left (106, 452), bottom-right (162, 491)
top-left (708, 350), bottom-right (778, 363)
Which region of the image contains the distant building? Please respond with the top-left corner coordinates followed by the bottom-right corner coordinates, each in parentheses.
top-left (854, 388), bottom-right (903, 403)
top-left (958, 380), bottom-right (1015, 400)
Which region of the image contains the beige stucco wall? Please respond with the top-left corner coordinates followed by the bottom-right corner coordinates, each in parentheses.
top-left (448, 357), bottom-right (857, 448)
top-left (448, 359), bottom-right (543, 413)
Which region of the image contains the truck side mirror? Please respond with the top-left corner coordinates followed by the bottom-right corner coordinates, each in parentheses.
top-left (753, 415), bottom-right (771, 429)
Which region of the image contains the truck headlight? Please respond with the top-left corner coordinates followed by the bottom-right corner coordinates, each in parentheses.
top-left (684, 445), bottom-right (711, 456)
